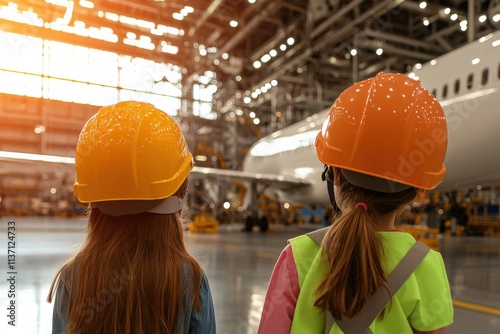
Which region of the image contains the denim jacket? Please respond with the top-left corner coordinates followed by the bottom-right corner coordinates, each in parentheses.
top-left (52, 265), bottom-right (216, 334)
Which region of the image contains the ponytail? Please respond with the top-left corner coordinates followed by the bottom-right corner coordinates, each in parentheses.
top-left (313, 173), bottom-right (418, 319)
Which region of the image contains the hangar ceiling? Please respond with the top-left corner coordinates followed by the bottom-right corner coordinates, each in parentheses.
top-left (0, 0), bottom-right (499, 200)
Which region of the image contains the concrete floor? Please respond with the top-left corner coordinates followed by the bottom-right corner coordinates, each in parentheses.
top-left (0, 216), bottom-right (499, 334)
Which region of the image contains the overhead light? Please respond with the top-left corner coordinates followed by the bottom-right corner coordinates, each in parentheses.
top-left (253, 60), bottom-right (261, 68)
top-left (261, 54), bottom-right (271, 63)
top-left (280, 44), bottom-right (287, 51)
top-left (376, 48), bottom-right (383, 55)
top-left (173, 12), bottom-right (183, 20)
top-left (478, 15), bottom-right (487, 23)
top-left (419, 2), bottom-right (427, 9)
top-left (450, 13), bottom-right (458, 21)
top-left (34, 125), bottom-right (46, 134)
top-left (350, 49), bottom-right (357, 56)
top-left (460, 20), bottom-right (467, 31)
top-left (79, 1), bottom-right (94, 9)
top-left (287, 37), bottom-right (295, 45)
top-left (423, 18), bottom-right (429, 26)
top-left (230, 20), bottom-right (238, 27)
top-left (195, 155), bottom-right (207, 161)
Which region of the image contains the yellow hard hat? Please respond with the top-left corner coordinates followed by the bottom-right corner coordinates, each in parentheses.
top-left (315, 72), bottom-right (447, 191)
top-left (74, 101), bottom-right (193, 203)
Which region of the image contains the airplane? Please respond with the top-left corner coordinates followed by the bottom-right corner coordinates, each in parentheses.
top-left (1, 29), bottom-right (499, 227)
top-left (196, 29), bottom-right (500, 215)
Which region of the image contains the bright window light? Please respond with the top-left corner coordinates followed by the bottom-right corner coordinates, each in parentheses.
top-left (0, 151), bottom-right (75, 164)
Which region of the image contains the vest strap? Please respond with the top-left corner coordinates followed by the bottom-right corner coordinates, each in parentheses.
top-left (307, 230), bottom-right (430, 334)
top-left (306, 226), bottom-right (330, 246)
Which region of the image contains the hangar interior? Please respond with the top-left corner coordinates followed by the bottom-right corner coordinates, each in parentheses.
top-left (1, 2), bottom-right (500, 334)
top-left (0, 0), bottom-right (499, 232)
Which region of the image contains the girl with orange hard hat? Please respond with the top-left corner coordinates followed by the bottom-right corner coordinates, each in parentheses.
top-left (258, 72), bottom-right (453, 334)
top-left (48, 101), bottom-right (216, 334)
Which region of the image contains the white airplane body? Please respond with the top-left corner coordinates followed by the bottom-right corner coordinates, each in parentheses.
top-left (235, 29), bottom-right (500, 205)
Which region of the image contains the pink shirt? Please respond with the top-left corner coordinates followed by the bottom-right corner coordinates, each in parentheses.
top-left (258, 245), bottom-right (448, 334)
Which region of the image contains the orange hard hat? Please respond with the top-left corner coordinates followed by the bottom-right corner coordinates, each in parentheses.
top-left (74, 101), bottom-right (193, 203)
top-left (315, 72), bottom-right (447, 191)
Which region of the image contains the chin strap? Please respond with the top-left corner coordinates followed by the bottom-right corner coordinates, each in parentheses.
top-left (321, 165), bottom-right (341, 214)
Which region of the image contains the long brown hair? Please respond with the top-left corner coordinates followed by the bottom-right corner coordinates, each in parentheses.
top-left (48, 182), bottom-right (202, 334)
top-left (314, 168), bottom-right (420, 319)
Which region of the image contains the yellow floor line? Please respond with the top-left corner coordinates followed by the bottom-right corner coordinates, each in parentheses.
top-left (224, 244), bottom-right (238, 250)
top-left (453, 299), bottom-right (500, 317)
top-left (257, 252), bottom-right (279, 260)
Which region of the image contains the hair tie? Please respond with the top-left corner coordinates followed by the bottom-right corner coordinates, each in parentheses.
top-left (355, 202), bottom-right (368, 211)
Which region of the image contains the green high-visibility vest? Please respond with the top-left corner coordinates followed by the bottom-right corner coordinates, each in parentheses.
top-left (289, 228), bottom-right (453, 334)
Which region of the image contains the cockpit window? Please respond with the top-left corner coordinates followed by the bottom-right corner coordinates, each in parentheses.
top-left (454, 79), bottom-right (460, 94)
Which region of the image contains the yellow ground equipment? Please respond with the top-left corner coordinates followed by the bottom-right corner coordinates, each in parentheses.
top-left (400, 225), bottom-right (440, 251)
top-left (188, 213), bottom-right (219, 233)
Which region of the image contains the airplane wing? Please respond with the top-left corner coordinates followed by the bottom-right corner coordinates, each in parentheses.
top-left (191, 166), bottom-right (311, 190)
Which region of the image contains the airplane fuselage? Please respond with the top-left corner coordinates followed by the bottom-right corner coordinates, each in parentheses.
top-left (242, 30), bottom-right (500, 205)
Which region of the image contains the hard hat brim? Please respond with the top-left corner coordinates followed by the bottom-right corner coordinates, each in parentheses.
top-left (341, 169), bottom-right (412, 193)
top-left (90, 199), bottom-right (164, 216)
